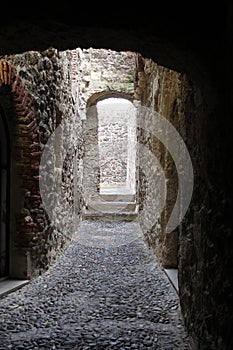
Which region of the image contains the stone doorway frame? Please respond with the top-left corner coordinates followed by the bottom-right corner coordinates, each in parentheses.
top-left (83, 91), bottom-right (135, 206)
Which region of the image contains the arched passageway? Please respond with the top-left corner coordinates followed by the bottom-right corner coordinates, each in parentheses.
top-left (0, 8), bottom-right (232, 349)
top-left (97, 97), bottom-right (136, 195)
top-left (83, 94), bottom-right (136, 204)
top-left (83, 93), bottom-right (139, 223)
top-left (83, 85), bottom-right (135, 205)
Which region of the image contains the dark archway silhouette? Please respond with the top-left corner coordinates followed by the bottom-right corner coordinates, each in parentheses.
top-left (0, 107), bottom-right (9, 278)
top-left (0, 61), bottom-right (42, 278)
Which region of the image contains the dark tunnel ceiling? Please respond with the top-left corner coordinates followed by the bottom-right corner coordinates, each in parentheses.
top-left (0, 3), bottom-right (227, 47)
top-left (0, 3), bottom-right (230, 83)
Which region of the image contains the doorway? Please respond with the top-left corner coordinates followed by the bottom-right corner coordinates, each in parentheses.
top-left (0, 107), bottom-right (9, 279)
top-left (97, 97), bottom-right (136, 195)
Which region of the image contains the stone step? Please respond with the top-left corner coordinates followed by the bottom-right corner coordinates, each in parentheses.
top-left (87, 201), bottom-right (136, 212)
top-left (83, 210), bottom-right (138, 222)
top-left (99, 193), bottom-right (135, 202)
top-left (83, 203), bottom-right (139, 222)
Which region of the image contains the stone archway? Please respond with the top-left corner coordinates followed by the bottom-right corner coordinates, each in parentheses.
top-left (0, 12), bottom-right (232, 348)
top-left (83, 92), bottom-right (135, 207)
top-left (96, 97), bottom-right (136, 195)
top-left (0, 61), bottom-right (42, 279)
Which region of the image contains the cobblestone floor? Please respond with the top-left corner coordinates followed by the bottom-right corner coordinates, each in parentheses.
top-left (0, 221), bottom-right (192, 349)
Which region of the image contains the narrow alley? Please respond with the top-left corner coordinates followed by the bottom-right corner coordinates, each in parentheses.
top-left (0, 220), bottom-right (191, 349)
top-left (1, 8), bottom-right (233, 348)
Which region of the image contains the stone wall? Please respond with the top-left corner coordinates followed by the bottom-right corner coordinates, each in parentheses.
top-left (0, 61), bottom-right (42, 279)
top-left (0, 47), bottom-right (136, 277)
top-left (0, 48), bottom-right (84, 278)
top-left (135, 52), bottom-right (233, 349)
top-left (177, 72), bottom-right (233, 350)
top-left (98, 117), bottom-right (128, 186)
top-left (1, 12), bottom-right (233, 350)
top-left (77, 48), bottom-right (135, 201)
top-left (135, 55), bottom-right (180, 268)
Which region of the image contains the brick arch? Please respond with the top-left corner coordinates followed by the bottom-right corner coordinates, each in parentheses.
top-left (0, 61), bottom-right (43, 272)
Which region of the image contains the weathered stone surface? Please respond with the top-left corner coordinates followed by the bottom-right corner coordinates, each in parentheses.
top-left (0, 220), bottom-right (191, 349)
top-left (0, 50), bottom-right (84, 277)
top-left (0, 48), bottom-right (136, 279)
top-left (135, 57), bottom-right (180, 269)
top-left (80, 49), bottom-right (135, 204)
top-left (0, 9), bottom-right (233, 349)
top-left (135, 52), bottom-right (233, 349)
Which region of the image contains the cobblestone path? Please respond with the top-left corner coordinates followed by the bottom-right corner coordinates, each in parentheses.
top-left (0, 221), bottom-right (192, 349)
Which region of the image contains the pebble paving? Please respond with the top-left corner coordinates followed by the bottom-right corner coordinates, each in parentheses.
top-left (0, 221), bottom-right (192, 349)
